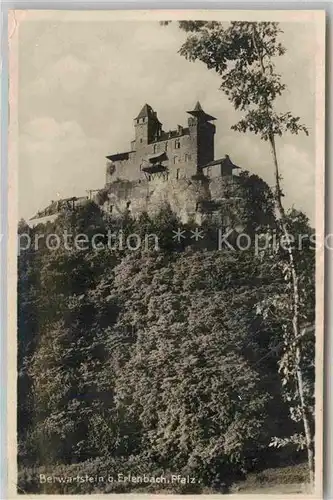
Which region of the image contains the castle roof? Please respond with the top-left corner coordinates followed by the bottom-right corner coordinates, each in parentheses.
top-left (106, 151), bottom-right (131, 162)
top-left (194, 101), bottom-right (203, 112)
top-left (201, 155), bottom-right (240, 170)
top-left (187, 101), bottom-right (216, 121)
top-left (135, 103), bottom-right (154, 120)
top-left (146, 151), bottom-right (167, 163)
top-left (159, 127), bottom-right (190, 141)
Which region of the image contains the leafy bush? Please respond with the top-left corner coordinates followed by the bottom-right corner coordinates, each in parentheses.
top-left (17, 202), bottom-right (314, 492)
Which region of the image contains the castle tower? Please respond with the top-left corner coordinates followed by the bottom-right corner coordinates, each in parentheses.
top-left (134, 104), bottom-right (162, 148)
top-left (187, 101), bottom-right (216, 169)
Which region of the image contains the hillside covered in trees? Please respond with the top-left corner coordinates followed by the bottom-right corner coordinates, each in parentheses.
top-left (17, 175), bottom-right (315, 494)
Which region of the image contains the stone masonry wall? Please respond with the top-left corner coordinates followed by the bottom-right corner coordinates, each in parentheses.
top-left (97, 175), bottom-right (234, 224)
top-left (106, 133), bottom-right (199, 185)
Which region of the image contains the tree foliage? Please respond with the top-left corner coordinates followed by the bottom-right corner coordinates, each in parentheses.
top-left (18, 194), bottom-right (314, 491)
top-left (164, 20), bottom-right (315, 482)
top-left (175, 21), bottom-right (307, 141)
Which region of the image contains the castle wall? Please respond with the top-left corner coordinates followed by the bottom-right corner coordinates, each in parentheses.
top-left (106, 104), bottom-right (217, 186)
top-left (198, 122), bottom-right (215, 167)
top-left (209, 175), bottom-right (239, 200)
top-left (101, 176), bottom-right (211, 223)
top-left (103, 104), bottom-right (229, 223)
top-left (106, 132), bottom-right (200, 184)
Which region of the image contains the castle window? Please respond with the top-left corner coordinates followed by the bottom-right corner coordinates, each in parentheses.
top-left (165, 142), bottom-right (168, 151)
top-left (176, 168), bottom-right (180, 180)
top-left (140, 138), bottom-right (143, 143)
top-left (109, 205), bottom-right (113, 214)
top-left (185, 154), bottom-right (190, 162)
top-left (175, 139), bottom-right (180, 149)
top-left (153, 144), bottom-right (158, 154)
top-left (173, 156), bottom-right (178, 164)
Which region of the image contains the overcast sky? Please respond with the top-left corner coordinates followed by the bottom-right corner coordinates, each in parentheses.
top-left (17, 14), bottom-right (316, 223)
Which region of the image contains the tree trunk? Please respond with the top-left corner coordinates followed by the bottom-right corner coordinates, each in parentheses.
top-left (250, 24), bottom-right (314, 483)
top-left (269, 133), bottom-right (315, 484)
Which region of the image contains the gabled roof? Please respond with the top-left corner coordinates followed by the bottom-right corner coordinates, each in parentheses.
top-left (187, 101), bottom-right (216, 121)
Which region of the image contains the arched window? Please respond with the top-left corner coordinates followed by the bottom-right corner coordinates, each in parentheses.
top-left (173, 156), bottom-right (178, 164)
top-left (153, 144), bottom-right (158, 154)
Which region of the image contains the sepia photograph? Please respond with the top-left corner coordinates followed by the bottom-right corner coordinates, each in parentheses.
top-left (8, 9), bottom-right (325, 497)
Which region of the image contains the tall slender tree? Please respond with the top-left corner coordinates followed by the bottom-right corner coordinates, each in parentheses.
top-left (164, 20), bottom-right (314, 482)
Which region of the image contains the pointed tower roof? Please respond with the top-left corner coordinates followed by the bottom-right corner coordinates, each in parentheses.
top-left (187, 101), bottom-right (216, 121)
top-left (135, 103), bottom-right (154, 120)
top-left (194, 101), bottom-right (203, 112)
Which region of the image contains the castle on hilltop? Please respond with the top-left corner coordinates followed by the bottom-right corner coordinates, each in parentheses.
top-left (105, 101), bottom-right (239, 184)
top-left (29, 102), bottom-right (242, 226)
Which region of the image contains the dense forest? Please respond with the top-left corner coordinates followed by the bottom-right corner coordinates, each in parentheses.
top-left (17, 170), bottom-right (315, 494)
